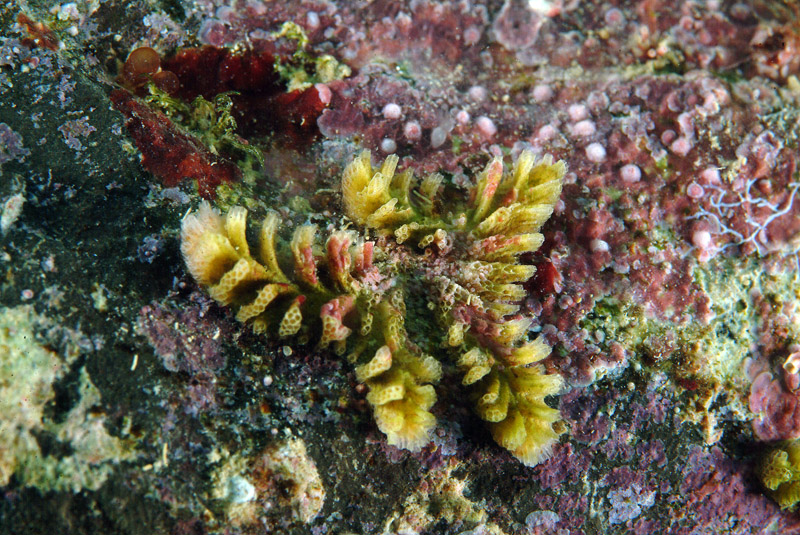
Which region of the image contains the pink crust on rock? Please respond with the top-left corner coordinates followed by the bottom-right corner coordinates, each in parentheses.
top-left (750, 370), bottom-right (800, 441)
top-left (315, 83), bottom-right (332, 105)
top-left (475, 116), bottom-right (497, 138)
top-left (532, 84), bottom-right (553, 102)
top-left (585, 142), bottom-right (606, 162)
top-left (620, 164), bottom-right (641, 183)
top-left (382, 102), bottom-right (402, 120)
top-left (403, 120), bottom-right (422, 141)
top-left (571, 119), bottom-right (596, 138)
top-left (568, 104), bottom-right (589, 122)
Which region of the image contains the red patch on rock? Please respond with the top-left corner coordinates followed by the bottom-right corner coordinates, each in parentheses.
top-left (161, 45), bottom-right (327, 145)
top-left (17, 14), bottom-right (60, 51)
top-left (110, 89), bottom-right (240, 199)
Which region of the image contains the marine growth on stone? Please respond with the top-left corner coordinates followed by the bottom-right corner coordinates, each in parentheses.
top-left (180, 149), bottom-right (566, 466)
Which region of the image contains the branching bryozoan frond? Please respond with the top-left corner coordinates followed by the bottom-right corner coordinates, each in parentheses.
top-left (181, 148), bottom-right (566, 465)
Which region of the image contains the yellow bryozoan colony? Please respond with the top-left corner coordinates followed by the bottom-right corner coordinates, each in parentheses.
top-left (760, 439), bottom-right (800, 510)
top-left (180, 149), bottom-right (566, 466)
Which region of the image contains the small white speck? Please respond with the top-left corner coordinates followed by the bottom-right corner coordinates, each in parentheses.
top-left (380, 138), bottom-right (397, 153)
top-left (585, 142), bottom-right (606, 162)
top-left (226, 476), bottom-right (256, 504)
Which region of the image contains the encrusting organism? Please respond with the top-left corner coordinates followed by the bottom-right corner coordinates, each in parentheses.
top-left (180, 148), bottom-right (566, 466)
top-left (760, 439), bottom-right (800, 510)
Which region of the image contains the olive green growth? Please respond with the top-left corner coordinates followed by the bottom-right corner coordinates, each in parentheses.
top-left (760, 439), bottom-right (800, 510)
top-left (145, 88), bottom-right (264, 171)
top-left (271, 21), bottom-right (352, 92)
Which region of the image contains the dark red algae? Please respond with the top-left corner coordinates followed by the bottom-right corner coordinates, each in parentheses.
top-left (110, 89), bottom-right (241, 199)
top-left (112, 45), bottom-right (330, 197)
top-left (17, 14), bottom-right (60, 51)
top-left (159, 45), bottom-right (329, 142)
